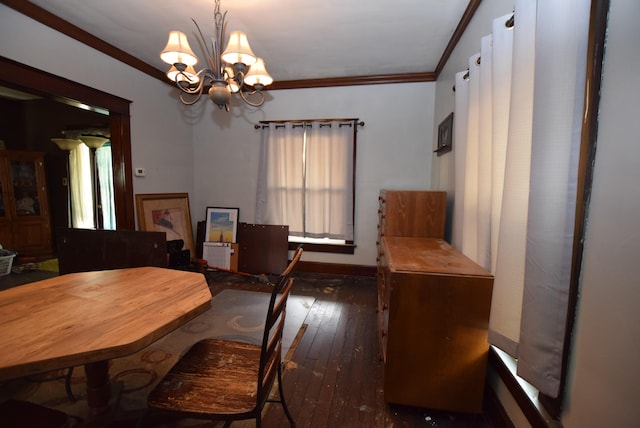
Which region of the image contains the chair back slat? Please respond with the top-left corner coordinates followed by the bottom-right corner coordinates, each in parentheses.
top-left (256, 246), bottom-right (303, 407)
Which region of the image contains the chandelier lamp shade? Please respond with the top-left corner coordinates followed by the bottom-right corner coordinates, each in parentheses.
top-left (160, 0), bottom-right (273, 111)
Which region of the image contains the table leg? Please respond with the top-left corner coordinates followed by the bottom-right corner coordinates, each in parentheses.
top-left (84, 360), bottom-right (111, 415)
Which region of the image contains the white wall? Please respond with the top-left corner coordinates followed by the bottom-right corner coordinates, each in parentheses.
top-left (0, 4), bottom-right (195, 214)
top-left (191, 83), bottom-right (436, 266)
top-left (563, 1), bottom-right (640, 426)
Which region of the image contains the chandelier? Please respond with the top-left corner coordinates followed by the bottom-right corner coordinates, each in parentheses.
top-left (160, 0), bottom-right (273, 111)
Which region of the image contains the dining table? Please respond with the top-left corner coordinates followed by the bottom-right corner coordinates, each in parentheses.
top-left (0, 266), bottom-right (212, 425)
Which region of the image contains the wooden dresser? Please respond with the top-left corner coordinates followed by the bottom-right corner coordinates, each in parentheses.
top-left (376, 190), bottom-right (493, 413)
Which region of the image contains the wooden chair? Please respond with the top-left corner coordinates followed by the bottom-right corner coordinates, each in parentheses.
top-left (145, 246), bottom-right (303, 427)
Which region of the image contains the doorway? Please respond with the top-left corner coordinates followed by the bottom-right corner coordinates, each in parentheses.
top-left (0, 56), bottom-right (135, 255)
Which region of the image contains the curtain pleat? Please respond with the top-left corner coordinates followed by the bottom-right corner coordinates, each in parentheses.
top-left (452, 71), bottom-right (469, 251)
top-left (477, 34), bottom-right (494, 271)
top-left (517, 0), bottom-right (590, 398)
top-left (461, 53), bottom-right (481, 262)
top-left (489, 13), bottom-right (514, 275)
top-left (96, 145), bottom-right (116, 230)
top-left (69, 143), bottom-right (94, 228)
top-left (488, 0), bottom-right (537, 357)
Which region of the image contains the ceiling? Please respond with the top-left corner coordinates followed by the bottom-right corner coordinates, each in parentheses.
top-left (13, 0), bottom-right (478, 88)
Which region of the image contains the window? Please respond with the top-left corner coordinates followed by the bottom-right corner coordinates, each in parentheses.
top-left (67, 135), bottom-right (116, 230)
top-left (255, 119), bottom-right (359, 253)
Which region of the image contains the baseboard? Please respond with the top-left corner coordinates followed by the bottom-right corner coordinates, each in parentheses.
top-left (296, 260), bottom-right (376, 277)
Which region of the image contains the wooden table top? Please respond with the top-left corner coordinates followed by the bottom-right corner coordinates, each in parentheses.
top-left (0, 266), bottom-right (212, 380)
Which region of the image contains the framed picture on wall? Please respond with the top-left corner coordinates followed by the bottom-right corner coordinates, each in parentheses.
top-left (135, 192), bottom-right (195, 255)
top-left (205, 207), bottom-right (239, 243)
top-left (435, 112), bottom-right (454, 156)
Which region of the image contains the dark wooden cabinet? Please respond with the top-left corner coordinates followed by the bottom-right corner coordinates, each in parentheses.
top-left (0, 151), bottom-right (52, 256)
top-left (376, 190), bottom-right (493, 414)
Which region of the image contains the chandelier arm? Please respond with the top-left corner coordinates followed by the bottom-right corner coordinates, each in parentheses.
top-left (237, 89), bottom-right (266, 107)
top-left (179, 91), bottom-right (205, 106)
top-left (192, 18), bottom-right (213, 65)
top-left (212, 11), bottom-right (227, 76)
top-left (173, 69), bottom-right (220, 105)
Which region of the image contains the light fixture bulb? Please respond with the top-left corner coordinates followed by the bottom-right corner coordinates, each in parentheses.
top-left (166, 65), bottom-right (200, 85)
top-left (161, 31), bottom-right (198, 67)
top-left (244, 58), bottom-right (273, 87)
top-left (221, 31), bottom-right (257, 66)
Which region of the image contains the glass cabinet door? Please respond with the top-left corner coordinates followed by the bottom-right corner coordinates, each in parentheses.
top-left (0, 177), bottom-right (5, 218)
top-left (11, 159), bottom-right (41, 217)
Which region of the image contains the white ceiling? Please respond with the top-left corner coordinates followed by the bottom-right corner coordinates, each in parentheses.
top-left (26, 0), bottom-right (471, 83)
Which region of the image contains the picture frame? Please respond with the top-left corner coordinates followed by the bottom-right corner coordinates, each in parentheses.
top-left (135, 193), bottom-right (195, 256)
top-left (205, 207), bottom-right (239, 243)
top-left (435, 112), bottom-right (454, 156)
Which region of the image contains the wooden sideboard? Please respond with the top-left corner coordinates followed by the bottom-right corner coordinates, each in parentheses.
top-left (376, 190), bottom-right (493, 413)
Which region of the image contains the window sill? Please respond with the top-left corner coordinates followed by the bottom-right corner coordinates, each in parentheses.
top-left (490, 346), bottom-right (562, 428)
top-left (288, 241), bottom-right (355, 254)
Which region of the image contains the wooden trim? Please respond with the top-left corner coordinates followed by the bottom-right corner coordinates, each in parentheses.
top-left (0, 56), bottom-right (130, 114)
top-left (1, 0), bottom-right (168, 83)
top-left (109, 114), bottom-right (136, 230)
top-left (268, 72), bottom-right (437, 90)
top-left (296, 261), bottom-right (376, 277)
top-left (434, 0), bottom-right (483, 78)
top-left (3, 1), bottom-right (478, 90)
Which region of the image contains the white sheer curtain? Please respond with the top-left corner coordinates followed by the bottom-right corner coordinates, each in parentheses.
top-left (453, 0), bottom-right (590, 397)
top-left (256, 120), bottom-right (354, 240)
top-left (96, 145), bottom-right (116, 229)
top-left (490, 0), bottom-right (537, 358)
top-left (256, 123), bottom-right (305, 232)
top-left (304, 123), bottom-right (354, 240)
top-left (69, 143), bottom-right (94, 228)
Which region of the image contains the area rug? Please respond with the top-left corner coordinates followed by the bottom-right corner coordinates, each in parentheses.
top-left (0, 289), bottom-right (314, 426)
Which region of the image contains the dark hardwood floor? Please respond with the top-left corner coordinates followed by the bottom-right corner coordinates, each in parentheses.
top-left (242, 271), bottom-right (492, 428)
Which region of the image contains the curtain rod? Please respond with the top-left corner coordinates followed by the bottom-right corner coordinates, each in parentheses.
top-left (254, 118), bottom-right (365, 129)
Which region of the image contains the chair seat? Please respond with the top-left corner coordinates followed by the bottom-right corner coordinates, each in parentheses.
top-left (148, 338), bottom-right (263, 418)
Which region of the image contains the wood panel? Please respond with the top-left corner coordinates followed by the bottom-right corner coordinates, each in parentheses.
top-left (379, 190), bottom-right (446, 238)
top-left (56, 228), bottom-right (167, 274)
top-left (237, 223), bottom-right (289, 274)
